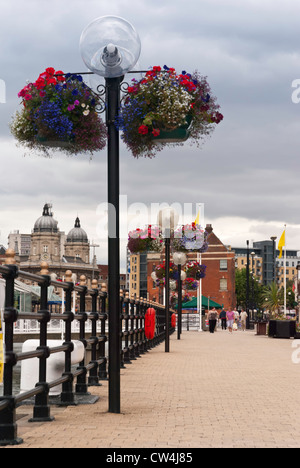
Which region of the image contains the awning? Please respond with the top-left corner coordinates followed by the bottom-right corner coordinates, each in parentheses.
top-left (176, 296), bottom-right (223, 310)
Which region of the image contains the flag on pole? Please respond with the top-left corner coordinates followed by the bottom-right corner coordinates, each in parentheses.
top-left (278, 229), bottom-right (285, 259)
top-left (195, 211), bottom-right (200, 225)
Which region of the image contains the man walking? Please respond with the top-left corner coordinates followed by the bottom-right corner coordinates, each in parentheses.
top-left (240, 309), bottom-right (248, 331)
top-left (219, 308), bottom-right (227, 330)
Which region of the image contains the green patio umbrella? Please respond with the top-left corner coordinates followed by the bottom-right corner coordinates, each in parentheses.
top-left (176, 296), bottom-right (223, 310)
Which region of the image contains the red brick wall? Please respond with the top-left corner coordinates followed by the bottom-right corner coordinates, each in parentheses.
top-left (146, 225), bottom-right (236, 310)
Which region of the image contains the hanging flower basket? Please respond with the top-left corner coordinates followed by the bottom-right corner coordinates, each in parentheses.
top-left (154, 262), bottom-right (179, 281)
top-left (10, 67), bottom-right (107, 157)
top-left (116, 65), bottom-right (223, 158)
top-left (173, 224), bottom-right (209, 253)
top-left (184, 261), bottom-right (207, 280)
top-left (183, 278), bottom-right (199, 291)
top-left (127, 226), bottom-right (163, 254)
top-left (152, 262), bottom-right (180, 289)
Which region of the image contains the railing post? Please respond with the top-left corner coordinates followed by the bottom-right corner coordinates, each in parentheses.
top-left (88, 279), bottom-right (100, 387)
top-left (134, 297), bottom-right (140, 358)
top-left (129, 295), bottom-right (136, 361)
top-left (120, 290), bottom-right (125, 369)
top-left (139, 298), bottom-right (146, 354)
top-left (0, 249), bottom-right (22, 446)
top-left (75, 275), bottom-right (89, 395)
top-left (123, 292), bottom-right (131, 363)
top-left (60, 270), bottom-right (76, 406)
top-left (30, 262), bottom-right (54, 423)
top-left (98, 284), bottom-right (108, 381)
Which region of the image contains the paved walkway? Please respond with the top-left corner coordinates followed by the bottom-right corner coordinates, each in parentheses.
top-left (4, 329), bottom-right (300, 448)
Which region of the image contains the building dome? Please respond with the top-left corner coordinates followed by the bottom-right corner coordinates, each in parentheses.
top-left (67, 217), bottom-right (88, 243)
top-left (33, 204), bottom-right (59, 233)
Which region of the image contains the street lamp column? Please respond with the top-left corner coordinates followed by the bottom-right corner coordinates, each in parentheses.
top-left (80, 15), bottom-right (141, 414)
top-left (106, 76), bottom-right (122, 413)
top-left (173, 252), bottom-right (187, 340)
top-left (158, 208), bottom-right (179, 352)
top-left (246, 240), bottom-right (250, 329)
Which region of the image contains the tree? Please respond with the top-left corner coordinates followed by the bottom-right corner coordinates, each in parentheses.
top-left (235, 268), bottom-right (265, 310)
top-left (264, 281), bottom-right (283, 315)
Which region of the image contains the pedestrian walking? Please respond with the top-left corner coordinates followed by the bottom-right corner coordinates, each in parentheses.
top-left (226, 308), bottom-right (235, 334)
top-left (207, 307), bottom-right (219, 334)
top-left (234, 308), bottom-right (240, 329)
top-left (219, 308), bottom-right (227, 330)
top-left (240, 309), bottom-right (248, 331)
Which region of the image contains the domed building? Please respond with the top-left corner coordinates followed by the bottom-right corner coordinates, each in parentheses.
top-left (9, 204), bottom-right (99, 288)
top-left (64, 217), bottom-right (90, 264)
top-left (30, 204), bottom-right (61, 263)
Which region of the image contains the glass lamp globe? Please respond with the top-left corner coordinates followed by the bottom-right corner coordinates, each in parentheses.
top-left (157, 208), bottom-right (179, 236)
top-left (80, 15), bottom-right (141, 78)
top-left (181, 271), bottom-right (187, 281)
top-left (173, 252), bottom-right (187, 266)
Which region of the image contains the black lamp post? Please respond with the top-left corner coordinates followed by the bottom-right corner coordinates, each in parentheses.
top-left (251, 251), bottom-right (255, 320)
top-left (270, 236), bottom-right (277, 284)
top-left (157, 208), bottom-right (179, 353)
top-left (173, 252), bottom-right (187, 340)
top-left (80, 16), bottom-right (141, 414)
top-left (246, 240), bottom-right (250, 329)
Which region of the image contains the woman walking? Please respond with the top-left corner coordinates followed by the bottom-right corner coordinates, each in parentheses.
top-left (226, 308), bottom-right (235, 334)
top-left (207, 307), bottom-right (219, 334)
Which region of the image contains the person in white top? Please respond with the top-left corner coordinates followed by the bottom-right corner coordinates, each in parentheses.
top-left (240, 310), bottom-right (248, 331)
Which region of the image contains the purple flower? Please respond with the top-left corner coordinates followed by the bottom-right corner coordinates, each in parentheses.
top-left (68, 104), bottom-right (75, 111)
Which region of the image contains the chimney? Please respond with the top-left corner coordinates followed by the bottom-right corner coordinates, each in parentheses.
top-left (206, 224), bottom-right (213, 234)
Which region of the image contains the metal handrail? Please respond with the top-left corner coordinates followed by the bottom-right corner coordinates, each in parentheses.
top-left (0, 254), bottom-right (173, 446)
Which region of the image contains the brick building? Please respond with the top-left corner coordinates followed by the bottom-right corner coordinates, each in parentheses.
top-left (201, 224), bottom-right (236, 310)
top-left (146, 224), bottom-right (236, 310)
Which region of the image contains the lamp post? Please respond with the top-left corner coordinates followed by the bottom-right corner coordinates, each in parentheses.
top-left (251, 251), bottom-right (255, 321)
top-left (173, 252), bottom-right (187, 340)
top-left (246, 240), bottom-right (250, 329)
top-left (158, 208), bottom-right (179, 352)
top-left (270, 236), bottom-right (277, 284)
top-left (80, 16), bottom-right (141, 414)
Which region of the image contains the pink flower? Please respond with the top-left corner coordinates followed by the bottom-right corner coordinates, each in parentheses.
top-left (74, 100), bottom-right (80, 106)
top-left (67, 104), bottom-right (75, 111)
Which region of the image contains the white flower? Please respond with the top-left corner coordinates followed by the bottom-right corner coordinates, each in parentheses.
top-left (83, 110), bottom-right (90, 116)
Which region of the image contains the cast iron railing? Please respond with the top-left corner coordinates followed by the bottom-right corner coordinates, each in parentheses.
top-left (0, 254), bottom-right (173, 446)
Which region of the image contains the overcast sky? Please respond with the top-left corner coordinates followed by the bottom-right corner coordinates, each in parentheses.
top-left (1, 0), bottom-right (300, 269)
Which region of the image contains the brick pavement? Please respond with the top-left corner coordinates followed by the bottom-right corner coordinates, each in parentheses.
top-left (4, 329), bottom-right (300, 448)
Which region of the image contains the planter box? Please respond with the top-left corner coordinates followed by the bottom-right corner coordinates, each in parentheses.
top-left (256, 322), bottom-right (268, 336)
top-left (153, 116), bottom-right (192, 144)
top-left (268, 320), bottom-right (296, 339)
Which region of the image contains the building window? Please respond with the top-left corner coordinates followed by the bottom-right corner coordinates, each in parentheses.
top-left (220, 259), bottom-right (228, 271)
top-left (43, 245), bottom-right (48, 253)
top-left (220, 278), bottom-right (227, 291)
